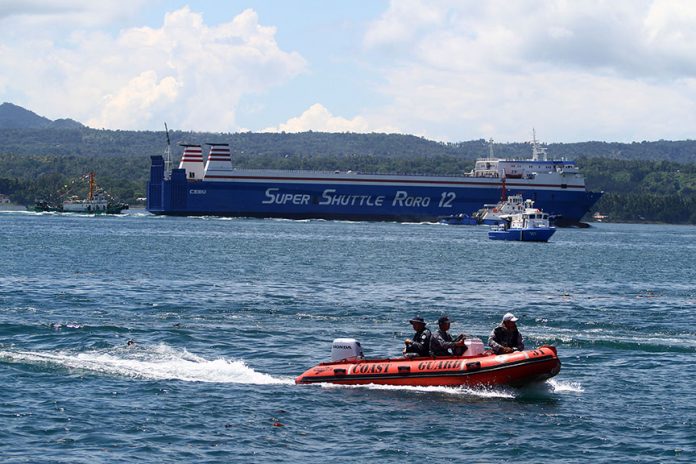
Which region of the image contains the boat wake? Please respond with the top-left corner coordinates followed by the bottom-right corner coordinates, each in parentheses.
top-left (318, 378), bottom-right (582, 399)
top-left (319, 382), bottom-right (516, 399)
top-left (0, 344), bottom-right (293, 385)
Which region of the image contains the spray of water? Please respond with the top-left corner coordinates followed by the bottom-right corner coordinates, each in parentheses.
top-left (547, 378), bottom-right (584, 393)
top-left (0, 344), bottom-right (293, 385)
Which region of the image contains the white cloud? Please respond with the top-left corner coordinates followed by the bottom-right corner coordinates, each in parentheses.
top-left (363, 0), bottom-right (446, 49)
top-left (0, 6), bottom-right (306, 131)
top-left (262, 103), bottom-right (398, 134)
top-left (0, 0), bottom-right (147, 26)
top-left (93, 71), bottom-right (180, 129)
top-left (361, 0), bottom-right (696, 141)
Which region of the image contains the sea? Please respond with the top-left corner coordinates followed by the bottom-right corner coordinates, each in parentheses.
top-left (1, 210), bottom-right (694, 463)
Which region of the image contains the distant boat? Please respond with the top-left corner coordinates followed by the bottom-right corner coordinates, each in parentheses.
top-left (33, 172), bottom-right (128, 214)
top-left (438, 213), bottom-right (478, 225)
top-left (488, 199), bottom-right (556, 242)
top-left (592, 212), bottom-right (608, 222)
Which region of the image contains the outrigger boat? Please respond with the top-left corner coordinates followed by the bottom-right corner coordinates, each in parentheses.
top-left (295, 338), bottom-right (561, 388)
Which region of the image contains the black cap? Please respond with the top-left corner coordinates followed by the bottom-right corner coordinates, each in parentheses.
top-left (409, 316), bottom-right (426, 324)
top-left (438, 315), bottom-right (451, 325)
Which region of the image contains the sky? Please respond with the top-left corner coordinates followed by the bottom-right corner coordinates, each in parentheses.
top-left (1, 0), bottom-right (695, 143)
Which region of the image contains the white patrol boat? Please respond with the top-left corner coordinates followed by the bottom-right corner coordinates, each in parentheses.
top-left (474, 192), bottom-right (527, 225)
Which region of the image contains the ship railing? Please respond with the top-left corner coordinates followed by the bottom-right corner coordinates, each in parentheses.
top-left (227, 167), bottom-right (476, 178)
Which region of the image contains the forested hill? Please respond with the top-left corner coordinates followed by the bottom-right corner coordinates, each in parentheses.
top-left (2, 125), bottom-right (696, 223)
top-left (1, 127), bottom-right (696, 163)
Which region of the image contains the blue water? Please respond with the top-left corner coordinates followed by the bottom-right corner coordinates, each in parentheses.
top-left (1, 211), bottom-right (695, 463)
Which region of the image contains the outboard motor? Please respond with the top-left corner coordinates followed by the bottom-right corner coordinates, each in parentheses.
top-left (331, 338), bottom-right (364, 362)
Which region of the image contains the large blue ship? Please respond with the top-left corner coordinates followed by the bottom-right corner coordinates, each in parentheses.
top-left (147, 135), bottom-right (602, 226)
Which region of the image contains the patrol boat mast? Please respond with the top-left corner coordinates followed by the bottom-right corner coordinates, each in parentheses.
top-left (163, 122), bottom-right (172, 180)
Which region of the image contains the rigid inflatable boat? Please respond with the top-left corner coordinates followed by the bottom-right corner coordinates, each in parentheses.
top-left (295, 338), bottom-right (561, 388)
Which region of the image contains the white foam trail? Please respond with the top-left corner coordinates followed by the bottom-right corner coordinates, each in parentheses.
top-left (547, 379), bottom-right (584, 393)
top-left (319, 382), bottom-right (516, 399)
top-left (0, 344), bottom-right (293, 385)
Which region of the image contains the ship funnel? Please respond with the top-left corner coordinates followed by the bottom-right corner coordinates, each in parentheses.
top-left (178, 143), bottom-right (205, 180)
top-left (204, 143), bottom-right (232, 178)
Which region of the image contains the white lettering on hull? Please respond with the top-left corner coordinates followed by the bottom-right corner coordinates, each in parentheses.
top-left (392, 190), bottom-right (431, 207)
top-left (319, 189), bottom-right (384, 207)
top-left (261, 188), bottom-right (456, 209)
top-left (262, 188), bottom-right (311, 205)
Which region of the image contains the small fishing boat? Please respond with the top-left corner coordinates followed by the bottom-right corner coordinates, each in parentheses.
top-left (488, 199), bottom-right (556, 242)
top-left (295, 338), bottom-right (561, 387)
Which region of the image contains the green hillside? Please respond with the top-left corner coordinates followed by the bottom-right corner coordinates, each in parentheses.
top-left (1, 127), bottom-right (696, 223)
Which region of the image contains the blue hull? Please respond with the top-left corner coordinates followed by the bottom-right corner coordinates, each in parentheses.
top-left (488, 227), bottom-right (556, 242)
top-left (147, 157), bottom-right (602, 224)
top-left (439, 215), bottom-right (478, 226)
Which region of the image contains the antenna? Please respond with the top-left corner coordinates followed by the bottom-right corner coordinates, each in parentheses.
top-left (531, 128), bottom-right (547, 161)
top-left (164, 122), bottom-right (172, 178)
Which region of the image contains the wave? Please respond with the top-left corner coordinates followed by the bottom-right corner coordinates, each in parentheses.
top-left (0, 344), bottom-right (293, 385)
top-left (539, 331), bottom-right (696, 353)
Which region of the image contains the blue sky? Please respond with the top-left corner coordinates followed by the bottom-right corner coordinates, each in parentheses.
top-left (1, 1), bottom-right (696, 143)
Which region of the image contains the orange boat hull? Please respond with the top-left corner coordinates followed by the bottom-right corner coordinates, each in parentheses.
top-left (295, 346), bottom-right (561, 388)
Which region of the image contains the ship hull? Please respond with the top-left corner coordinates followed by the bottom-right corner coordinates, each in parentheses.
top-left (147, 156), bottom-right (602, 224)
top-left (488, 227), bottom-right (556, 242)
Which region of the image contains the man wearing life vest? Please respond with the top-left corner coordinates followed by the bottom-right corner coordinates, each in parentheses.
top-left (429, 315), bottom-right (467, 356)
top-left (489, 313), bottom-right (525, 354)
top-left (403, 316), bottom-right (431, 357)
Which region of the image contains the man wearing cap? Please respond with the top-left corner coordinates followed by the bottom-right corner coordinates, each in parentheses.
top-left (403, 316), bottom-right (431, 357)
top-left (488, 313), bottom-right (525, 354)
top-left (429, 315), bottom-right (467, 357)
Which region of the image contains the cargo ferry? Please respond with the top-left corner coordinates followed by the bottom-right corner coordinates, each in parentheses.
top-left (147, 133), bottom-right (602, 225)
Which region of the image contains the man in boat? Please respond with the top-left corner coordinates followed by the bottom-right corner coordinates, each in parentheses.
top-left (488, 313), bottom-right (525, 354)
top-left (403, 316), bottom-right (431, 357)
top-left (429, 316), bottom-right (467, 356)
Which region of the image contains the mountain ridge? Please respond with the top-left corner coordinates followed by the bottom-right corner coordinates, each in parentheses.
top-left (0, 102), bottom-right (695, 164)
top-left (0, 102), bottom-right (83, 129)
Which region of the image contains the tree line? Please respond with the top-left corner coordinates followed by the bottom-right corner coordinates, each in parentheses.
top-left (1, 128), bottom-right (696, 223)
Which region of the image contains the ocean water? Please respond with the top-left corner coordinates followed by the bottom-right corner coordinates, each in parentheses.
top-left (1, 210), bottom-right (694, 463)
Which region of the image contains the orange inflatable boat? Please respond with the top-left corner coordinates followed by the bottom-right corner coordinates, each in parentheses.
top-left (295, 338), bottom-right (561, 387)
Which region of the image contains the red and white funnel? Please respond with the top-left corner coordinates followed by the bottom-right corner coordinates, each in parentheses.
top-left (178, 144), bottom-right (205, 180)
top-left (204, 143), bottom-right (232, 178)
